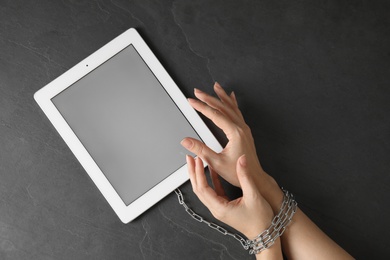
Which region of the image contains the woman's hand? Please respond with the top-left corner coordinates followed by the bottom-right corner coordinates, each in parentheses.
top-left (181, 82), bottom-right (264, 187)
top-left (186, 154), bottom-right (274, 239)
top-left (181, 83), bottom-right (283, 214)
top-left (182, 84), bottom-right (353, 260)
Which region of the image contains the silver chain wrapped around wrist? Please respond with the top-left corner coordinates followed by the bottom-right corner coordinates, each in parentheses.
top-left (174, 187), bottom-right (297, 255)
top-left (174, 188), bottom-right (249, 249)
top-left (247, 188), bottom-right (297, 254)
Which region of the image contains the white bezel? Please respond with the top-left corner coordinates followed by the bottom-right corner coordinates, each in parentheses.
top-left (34, 28), bottom-right (222, 223)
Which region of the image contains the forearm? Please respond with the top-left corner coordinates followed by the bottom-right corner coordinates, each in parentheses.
top-left (281, 208), bottom-right (354, 260)
top-left (257, 174), bottom-right (354, 260)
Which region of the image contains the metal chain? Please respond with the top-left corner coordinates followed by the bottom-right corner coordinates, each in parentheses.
top-left (247, 188), bottom-right (297, 254)
top-left (174, 188), bottom-right (249, 250)
top-left (174, 188), bottom-right (297, 255)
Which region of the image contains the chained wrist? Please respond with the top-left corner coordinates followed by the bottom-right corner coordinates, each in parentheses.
top-left (175, 188), bottom-right (297, 255)
top-left (254, 173), bottom-right (285, 215)
top-left (247, 188), bottom-right (297, 255)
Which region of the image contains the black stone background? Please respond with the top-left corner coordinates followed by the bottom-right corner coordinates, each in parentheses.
top-left (0, 0), bottom-right (389, 259)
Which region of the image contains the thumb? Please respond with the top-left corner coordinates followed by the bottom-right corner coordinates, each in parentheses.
top-left (180, 137), bottom-right (219, 164)
top-left (236, 155), bottom-right (259, 200)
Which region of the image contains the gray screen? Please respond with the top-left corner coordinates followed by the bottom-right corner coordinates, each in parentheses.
top-left (52, 45), bottom-right (200, 205)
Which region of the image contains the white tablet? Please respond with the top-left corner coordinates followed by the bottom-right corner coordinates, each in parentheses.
top-left (34, 28), bottom-right (222, 223)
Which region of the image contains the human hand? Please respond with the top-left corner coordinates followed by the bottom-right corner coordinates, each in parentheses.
top-left (181, 83), bottom-right (284, 215)
top-left (186, 154), bottom-right (274, 239)
top-left (183, 84), bottom-right (353, 260)
top-left (181, 82), bottom-right (264, 187)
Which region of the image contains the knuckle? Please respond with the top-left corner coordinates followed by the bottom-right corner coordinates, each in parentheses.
top-left (195, 144), bottom-right (204, 156)
top-left (192, 183), bottom-right (202, 195)
top-left (243, 124), bottom-right (251, 133)
top-left (232, 124), bottom-right (252, 139)
top-left (232, 126), bottom-right (245, 137)
top-left (193, 185), bottom-right (205, 197)
top-left (245, 127), bottom-right (253, 137)
top-left (197, 185), bottom-right (208, 194)
top-left (192, 186), bottom-right (199, 196)
top-left (211, 109), bottom-right (221, 119)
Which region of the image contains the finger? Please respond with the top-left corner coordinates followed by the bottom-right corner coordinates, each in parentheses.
top-left (230, 91), bottom-right (238, 107)
top-left (213, 82), bottom-right (236, 109)
top-left (181, 138), bottom-right (219, 163)
top-left (194, 157), bottom-right (209, 188)
top-left (194, 88), bottom-right (242, 124)
top-left (191, 158), bottom-right (230, 215)
top-left (194, 88), bottom-right (225, 111)
top-left (229, 91), bottom-right (244, 119)
top-left (187, 98), bottom-right (238, 139)
top-left (236, 155), bottom-right (260, 200)
top-left (186, 155), bottom-right (197, 187)
top-left (213, 83), bottom-right (244, 121)
top-left (210, 167), bottom-right (227, 198)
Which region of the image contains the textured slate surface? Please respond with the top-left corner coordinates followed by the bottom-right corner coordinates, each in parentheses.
top-left (0, 0), bottom-right (389, 259)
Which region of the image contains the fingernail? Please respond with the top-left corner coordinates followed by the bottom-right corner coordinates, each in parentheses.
top-left (239, 155), bottom-right (247, 167)
top-left (214, 82), bottom-right (222, 89)
top-left (187, 98), bottom-right (196, 104)
top-left (194, 88), bottom-right (203, 94)
top-left (181, 139), bottom-right (193, 149)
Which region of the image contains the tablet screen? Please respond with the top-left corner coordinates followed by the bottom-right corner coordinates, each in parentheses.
top-left (52, 45), bottom-right (200, 205)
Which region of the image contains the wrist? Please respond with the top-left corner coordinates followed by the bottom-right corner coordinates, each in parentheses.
top-left (255, 173), bottom-right (284, 215)
top-left (255, 238), bottom-right (283, 260)
top-left (249, 189), bottom-right (296, 259)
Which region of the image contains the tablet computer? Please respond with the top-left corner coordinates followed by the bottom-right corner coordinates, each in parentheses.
top-left (34, 28), bottom-right (222, 223)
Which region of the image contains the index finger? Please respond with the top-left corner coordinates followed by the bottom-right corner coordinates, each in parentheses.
top-left (188, 98), bottom-right (238, 139)
top-left (210, 167), bottom-right (227, 199)
top-left (192, 157), bottom-right (229, 214)
top-left (213, 82), bottom-right (236, 109)
top-left (194, 88), bottom-right (242, 126)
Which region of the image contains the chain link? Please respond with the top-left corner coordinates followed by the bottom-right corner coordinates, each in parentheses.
top-left (247, 188), bottom-right (297, 254)
top-left (174, 188), bottom-right (249, 250)
top-left (174, 187), bottom-right (297, 255)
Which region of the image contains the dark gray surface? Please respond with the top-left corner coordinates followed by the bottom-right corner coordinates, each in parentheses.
top-left (0, 0), bottom-right (389, 259)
